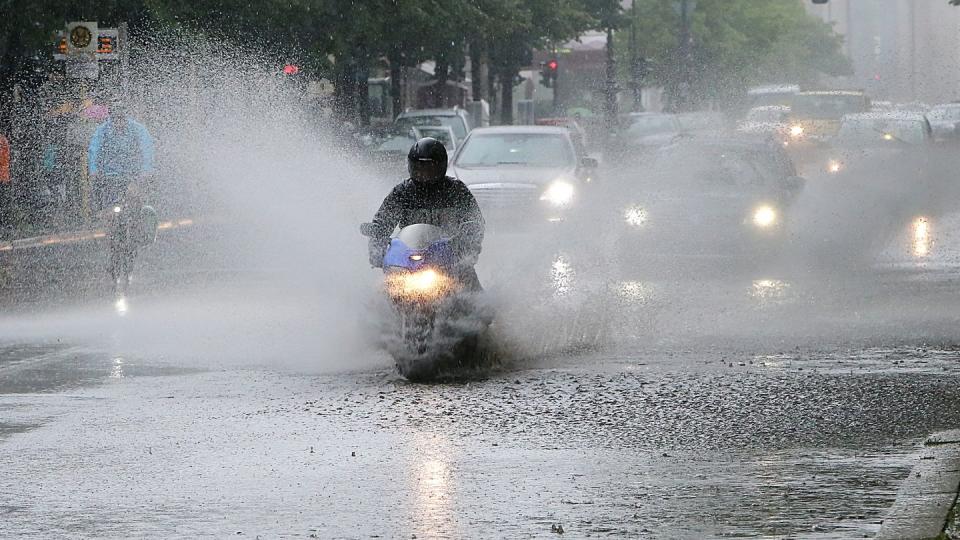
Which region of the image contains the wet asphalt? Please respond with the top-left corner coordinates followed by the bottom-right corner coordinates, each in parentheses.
top-left (2, 204), bottom-right (960, 538)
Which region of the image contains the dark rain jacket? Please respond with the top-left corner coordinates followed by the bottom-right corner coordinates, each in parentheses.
top-left (368, 176), bottom-right (484, 269)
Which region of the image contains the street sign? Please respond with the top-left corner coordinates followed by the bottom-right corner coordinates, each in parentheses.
top-left (54, 27), bottom-right (119, 62)
top-left (66, 22), bottom-right (98, 54)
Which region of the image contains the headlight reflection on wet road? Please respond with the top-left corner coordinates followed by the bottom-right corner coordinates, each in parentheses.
top-left (411, 434), bottom-right (455, 537)
top-left (750, 279), bottom-right (793, 308)
top-left (913, 217), bottom-right (932, 259)
top-left (114, 296), bottom-right (129, 316)
top-left (616, 280), bottom-right (654, 303)
top-left (110, 357), bottom-right (125, 379)
top-left (551, 255), bottom-right (575, 296)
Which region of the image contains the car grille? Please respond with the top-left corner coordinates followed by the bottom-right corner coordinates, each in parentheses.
top-left (468, 183), bottom-right (541, 210)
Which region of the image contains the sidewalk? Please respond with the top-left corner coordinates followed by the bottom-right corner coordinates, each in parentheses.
top-left (877, 430), bottom-right (960, 540)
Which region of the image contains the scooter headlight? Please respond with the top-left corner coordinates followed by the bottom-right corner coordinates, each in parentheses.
top-left (540, 180), bottom-right (575, 207)
top-left (112, 206), bottom-right (122, 213)
top-left (789, 125), bottom-right (804, 138)
top-left (827, 159), bottom-right (842, 174)
top-left (386, 269), bottom-right (452, 299)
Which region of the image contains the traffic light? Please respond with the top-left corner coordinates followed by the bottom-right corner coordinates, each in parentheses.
top-left (540, 59), bottom-right (558, 88)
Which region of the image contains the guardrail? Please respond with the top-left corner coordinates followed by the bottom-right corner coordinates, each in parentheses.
top-left (0, 218), bottom-right (196, 252)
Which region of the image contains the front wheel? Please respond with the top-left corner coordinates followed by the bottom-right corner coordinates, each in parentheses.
top-left (109, 216), bottom-right (136, 295)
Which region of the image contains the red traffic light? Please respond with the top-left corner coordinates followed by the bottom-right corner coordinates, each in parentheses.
top-left (283, 64), bottom-right (300, 75)
top-left (547, 60), bottom-right (558, 71)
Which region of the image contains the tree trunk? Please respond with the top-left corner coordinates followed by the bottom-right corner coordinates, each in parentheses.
top-left (333, 57), bottom-right (357, 124)
top-left (499, 69), bottom-right (514, 125)
top-left (469, 43), bottom-right (482, 101)
top-left (434, 60), bottom-right (449, 108)
top-left (487, 68), bottom-right (497, 120)
top-left (603, 27), bottom-right (618, 145)
top-left (357, 66), bottom-right (370, 127)
top-left (389, 52), bottom-right (403, 119)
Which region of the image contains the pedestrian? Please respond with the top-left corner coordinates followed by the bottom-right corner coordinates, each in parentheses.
top-left (0, 114), bottom-right (11, 235)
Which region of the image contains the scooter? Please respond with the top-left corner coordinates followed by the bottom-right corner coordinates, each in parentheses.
top-left (361, 221), bottom-right (487, 381)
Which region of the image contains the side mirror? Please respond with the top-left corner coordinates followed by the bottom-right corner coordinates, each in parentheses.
top-left (581, 157), bottom-right (599, 169)
top-left (459, 220), bottom-right (483, 238)
top-left (784, 175), bottom-right (806, 192)
top-left (360, 222), bottom-right (375, 237)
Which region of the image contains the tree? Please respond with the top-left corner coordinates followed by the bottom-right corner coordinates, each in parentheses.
top-left (618, 0), bottom-right (851, 111)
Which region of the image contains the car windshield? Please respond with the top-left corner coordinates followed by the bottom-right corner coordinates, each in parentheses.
top-left (746, 107), bottom-right (788, 123)
top-left (928, 106), bottom-right (960, 122)
top-left (750, 93), bottom-right (795, 108)
top-left (415, 126), bottom-right (456, 151)
top-left (627, 115), bottom-right (679, 137)
top-left (677, 113), bottom-right (724, 131)
top-left (837, 118), bottom-right (928, 145)
top-left (396, 114), bottom-right (467, 139)
top-left (642, 146), bottom-right (774, 189)
top-left (455, 133), bottom-right (574, 167)
top-left (792, 94), bottom-right (867, 118)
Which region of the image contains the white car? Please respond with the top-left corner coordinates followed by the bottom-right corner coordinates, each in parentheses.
top-left (450, 126), bottom-right (597, 226)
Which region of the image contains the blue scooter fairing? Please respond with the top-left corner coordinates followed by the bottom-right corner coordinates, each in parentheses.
top-left (383, 236), bottom-right (456, 272)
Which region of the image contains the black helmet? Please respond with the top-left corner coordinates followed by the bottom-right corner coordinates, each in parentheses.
top-left (407, 137), bottom-right (448, 183)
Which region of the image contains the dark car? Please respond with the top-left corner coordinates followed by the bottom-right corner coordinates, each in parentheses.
top-left (613, 136), bottom-right (804, 258)
top-left (820, 112), bottom-right (932, 176)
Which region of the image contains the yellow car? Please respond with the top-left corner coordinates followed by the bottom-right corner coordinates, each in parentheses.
top-left (786, 91), bottom-right (872, 142)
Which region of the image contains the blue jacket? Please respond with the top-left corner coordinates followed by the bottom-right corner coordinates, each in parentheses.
top-left (87, 118), bottom-right (155, 177)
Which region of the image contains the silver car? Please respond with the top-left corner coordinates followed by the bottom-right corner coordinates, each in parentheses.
top-left (449, 126), bottom-right (596, 226)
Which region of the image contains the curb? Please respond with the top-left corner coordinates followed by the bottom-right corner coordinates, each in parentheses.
top-left (876, 430), bottom-right (960, 540)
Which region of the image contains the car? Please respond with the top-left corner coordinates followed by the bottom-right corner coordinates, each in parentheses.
top-left (449, 126), bottom-right (597, 227)
top-left (535, 117), bottom-right (589, 151)
top-left (624, 112), bottom-right (683, 145)
top-left (366, 124), bottom-right (459, 178)
top-left (926, 103), bottom-right (960, 141)
top-left (821, 112), bottom-right (933, 175)
top-left (786, 90), bottom-right (871, 143)
top-left (747, 84), bottom-right (800, 108)
top-left (413, 125), bottom-right (458, 153)
top-left (613, 135), bottom-right (804, 258)
top-left (676, 111), bottom-right (727, 135)
top-left (737, 106), bottom-right (790, 138)
top-left (394, 108), bottom-right (472, 141)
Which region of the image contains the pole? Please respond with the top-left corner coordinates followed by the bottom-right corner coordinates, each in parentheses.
top-left (678, 0), bottom-right (691, 111)
top-left (629, 0), bottom-right (642, 112)
top-left (552, 48), bottom-right (561, 114)
top-left (603, 26), bottom-right (617, 145)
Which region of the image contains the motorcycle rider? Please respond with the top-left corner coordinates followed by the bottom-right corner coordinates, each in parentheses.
top-left (368, 137), bottom-right (484, 290)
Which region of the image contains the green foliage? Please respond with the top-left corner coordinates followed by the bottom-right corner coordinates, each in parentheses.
top-left (619, 0), bottom-right (851, 108)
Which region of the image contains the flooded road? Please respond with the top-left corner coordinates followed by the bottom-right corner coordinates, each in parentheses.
top-left (2, 213), bottom-right (960, 538)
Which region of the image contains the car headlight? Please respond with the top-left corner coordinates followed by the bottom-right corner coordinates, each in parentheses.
top-left (752, 205), bottom-right (778, 228)
top-left (624, 205), bottom-right (647, 227)
top-left (789, 125), bottom-right (804, 138)
top-left (540, 180), bottom-right (575, 207)
top-left (827, 159), bottom-right (842, 174)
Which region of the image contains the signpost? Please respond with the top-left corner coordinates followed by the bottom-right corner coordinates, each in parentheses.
top-left (51, 22), bottom-right (127, 224)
